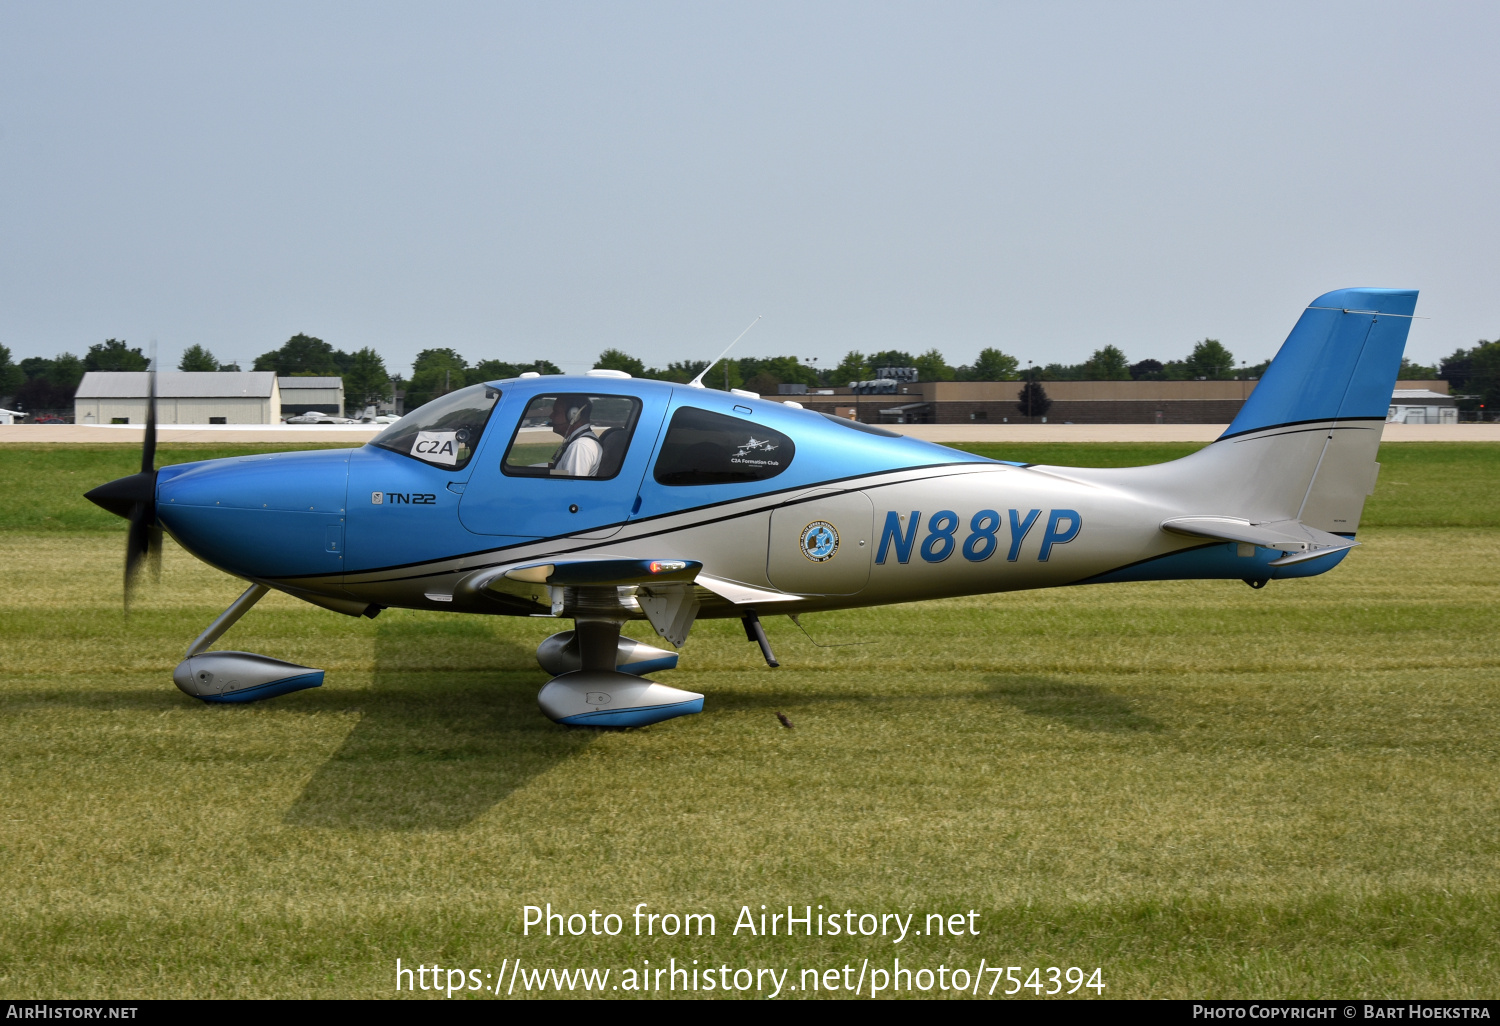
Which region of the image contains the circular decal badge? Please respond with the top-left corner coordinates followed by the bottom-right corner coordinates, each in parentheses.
top-left (799, 521), bottom-right (839, 562)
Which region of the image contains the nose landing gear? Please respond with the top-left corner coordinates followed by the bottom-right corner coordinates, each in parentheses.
top-left (172, 585), bottom-right (325, 703)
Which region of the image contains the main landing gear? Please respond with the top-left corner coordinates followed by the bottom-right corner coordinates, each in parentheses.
top-left (533, 607), bottom-right (781, 729)
top-left (535, 617), bottom-right (703, 727)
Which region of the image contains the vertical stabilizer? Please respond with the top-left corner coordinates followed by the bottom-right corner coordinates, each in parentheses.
top-left (1209, 288), bottom-right (1417, 533)
top-left (1223, 288), bottom-right (1418, 439)
top-left (1053, 289), bottom-right (1418, 541)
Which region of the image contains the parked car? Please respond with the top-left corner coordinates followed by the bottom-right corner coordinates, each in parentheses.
top-left (32, 414), bottom-right (66, 424)
top-left (352, 405), bottom-right (402, 425)
top-left (283, 413), bottom-right (360, 424)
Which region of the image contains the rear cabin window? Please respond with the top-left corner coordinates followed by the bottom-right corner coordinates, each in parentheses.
top-left (371, 384), bottom-right (499, 470)
top-left (501, 393), bottom-right (642, 480)
top-left (653, 407), bottom-right (794, 486)
top-left (819, 412), bottom-right (899, 437)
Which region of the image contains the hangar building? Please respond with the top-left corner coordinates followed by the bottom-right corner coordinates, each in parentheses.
top-left (1387, 389), bottom-right (1457, 424)
top-left (277, 376), bottom-right (345, 417)
top-left (74, 372), bottom-right (282, 424)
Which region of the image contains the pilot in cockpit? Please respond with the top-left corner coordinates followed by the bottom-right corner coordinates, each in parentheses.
top-left (549, 394), bottom-right (602, 477)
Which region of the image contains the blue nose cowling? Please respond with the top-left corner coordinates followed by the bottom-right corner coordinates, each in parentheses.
top-left (154, 450), bottom-right (353, 579)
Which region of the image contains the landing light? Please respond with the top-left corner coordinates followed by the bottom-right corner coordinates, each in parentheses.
top-left (649, 560), bottom-right (687, 573)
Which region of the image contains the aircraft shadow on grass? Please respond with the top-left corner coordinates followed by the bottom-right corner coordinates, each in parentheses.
top-left (986, 675), bottom-right (1163, 733)
top-left (282, 617), bottom-right (594, 832)
top-left (279, 628), bottom-right (830, 831)
top-left (220, 614), bottom-right (1158, 829)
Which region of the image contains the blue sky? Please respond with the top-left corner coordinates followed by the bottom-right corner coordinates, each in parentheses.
top-left (2, 2), bottom-right (1496, 376)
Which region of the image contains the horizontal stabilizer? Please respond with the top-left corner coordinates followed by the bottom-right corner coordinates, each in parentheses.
top-left (1161, 516), bottom-right (1358, 566)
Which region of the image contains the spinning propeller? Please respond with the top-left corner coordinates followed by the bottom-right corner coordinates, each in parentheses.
top-left (83, 365), bottom-right (161, 609)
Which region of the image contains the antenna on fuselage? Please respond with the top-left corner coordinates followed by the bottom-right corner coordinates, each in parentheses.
top-left (687, 315), bottom-right (762, 389)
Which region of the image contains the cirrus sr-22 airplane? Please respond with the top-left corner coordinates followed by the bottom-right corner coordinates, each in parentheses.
top-left (86, 288), bottom-right (1417, 727)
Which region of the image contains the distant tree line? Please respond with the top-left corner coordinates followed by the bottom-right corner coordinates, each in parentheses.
top-left (592, 346), bottom-right (1025, 393)
top-left (0, 339), bottom-right (151, 413)
top-left (1036, 340), bottom-right (1256, 382)
top-left (0, 330), bottom-right (1481, 417)
top-left (0, 333), bottom-right (560, 414)
top-left (590, 346), bottom-right (1023, 392)
top-left (1438, 340), bottom-right (1500, 412)
top-left (589, 339), bottom-right (1259, 392)
top-left (398, 348), bottom-right (562, 408)
top-left (250, 334), bottom-right (398, 408)
top-left (585, 337), bottom-right (1464, 395)
top-left (248, 336), bottom-right (566, 407)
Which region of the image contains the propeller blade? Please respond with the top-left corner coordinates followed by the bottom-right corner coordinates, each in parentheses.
top-left (141, 358), bottom-right (156, 474)
top-left (124, 504), bottom-right (149, 611)
top-left (123, 510), bottom-right (162, 609)
top-left (124, 360), bottom-right (160, 610)
top-left (147, 523), bottom-right (162, 583)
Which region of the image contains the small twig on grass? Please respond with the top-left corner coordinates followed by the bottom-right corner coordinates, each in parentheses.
top-left (787, 613), bottom-right (872, 649)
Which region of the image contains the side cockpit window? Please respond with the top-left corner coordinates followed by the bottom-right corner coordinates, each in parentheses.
top-left (653, 407), bottom-right (794, 486)
top-left (371, 384), bottom-right (499, 470)
top-left (501, 393), bottom-right (642, 480)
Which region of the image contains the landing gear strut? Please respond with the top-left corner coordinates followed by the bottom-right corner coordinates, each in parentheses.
top-left (172, 584), bottom-right (325, 703)
top-left (741, 611), bottom-right (779, 667)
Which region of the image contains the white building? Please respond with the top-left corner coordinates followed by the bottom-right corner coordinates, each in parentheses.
top-left (1388, 389), bottom-right (1457, 425)
top-left (74, 372), bottom-right (281, 425)
top-left (0, 408), bottom-right (21, 425)
top-left (277, 376), bottom-right (345, 417)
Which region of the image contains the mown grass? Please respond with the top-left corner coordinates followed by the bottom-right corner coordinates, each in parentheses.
top-left (0, 443), bottom-right (1496, 998)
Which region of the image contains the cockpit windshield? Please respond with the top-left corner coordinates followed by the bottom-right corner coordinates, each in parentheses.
top-left (371, 384), bottom-right (499, 470)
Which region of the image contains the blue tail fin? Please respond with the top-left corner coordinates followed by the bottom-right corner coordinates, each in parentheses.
top-left (1222, 288), bottom-right (1418, 440)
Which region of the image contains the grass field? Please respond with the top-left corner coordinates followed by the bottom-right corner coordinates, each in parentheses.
top-left (1, 441), bottom-right (1497, 999)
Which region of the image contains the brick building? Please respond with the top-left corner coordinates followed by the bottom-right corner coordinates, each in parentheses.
top-left (771, 379), bottom-right (1450, 425)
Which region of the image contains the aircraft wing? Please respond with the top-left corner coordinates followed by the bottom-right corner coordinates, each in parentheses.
top-left (456, 556), bottom-right (700, 611)
top-left (1160, 516), bottom-right (1358, 566)
top-left (455, 556), bottom-right (797, 647)
top-left (495, 557), bottom-right (702, 588)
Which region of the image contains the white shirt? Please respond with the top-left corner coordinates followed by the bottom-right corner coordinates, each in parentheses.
top-left (552, 424), bottom-right (603, 477)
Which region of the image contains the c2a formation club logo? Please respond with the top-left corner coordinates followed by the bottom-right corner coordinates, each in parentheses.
top-left (799, 521), bottom-right (839, 562)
